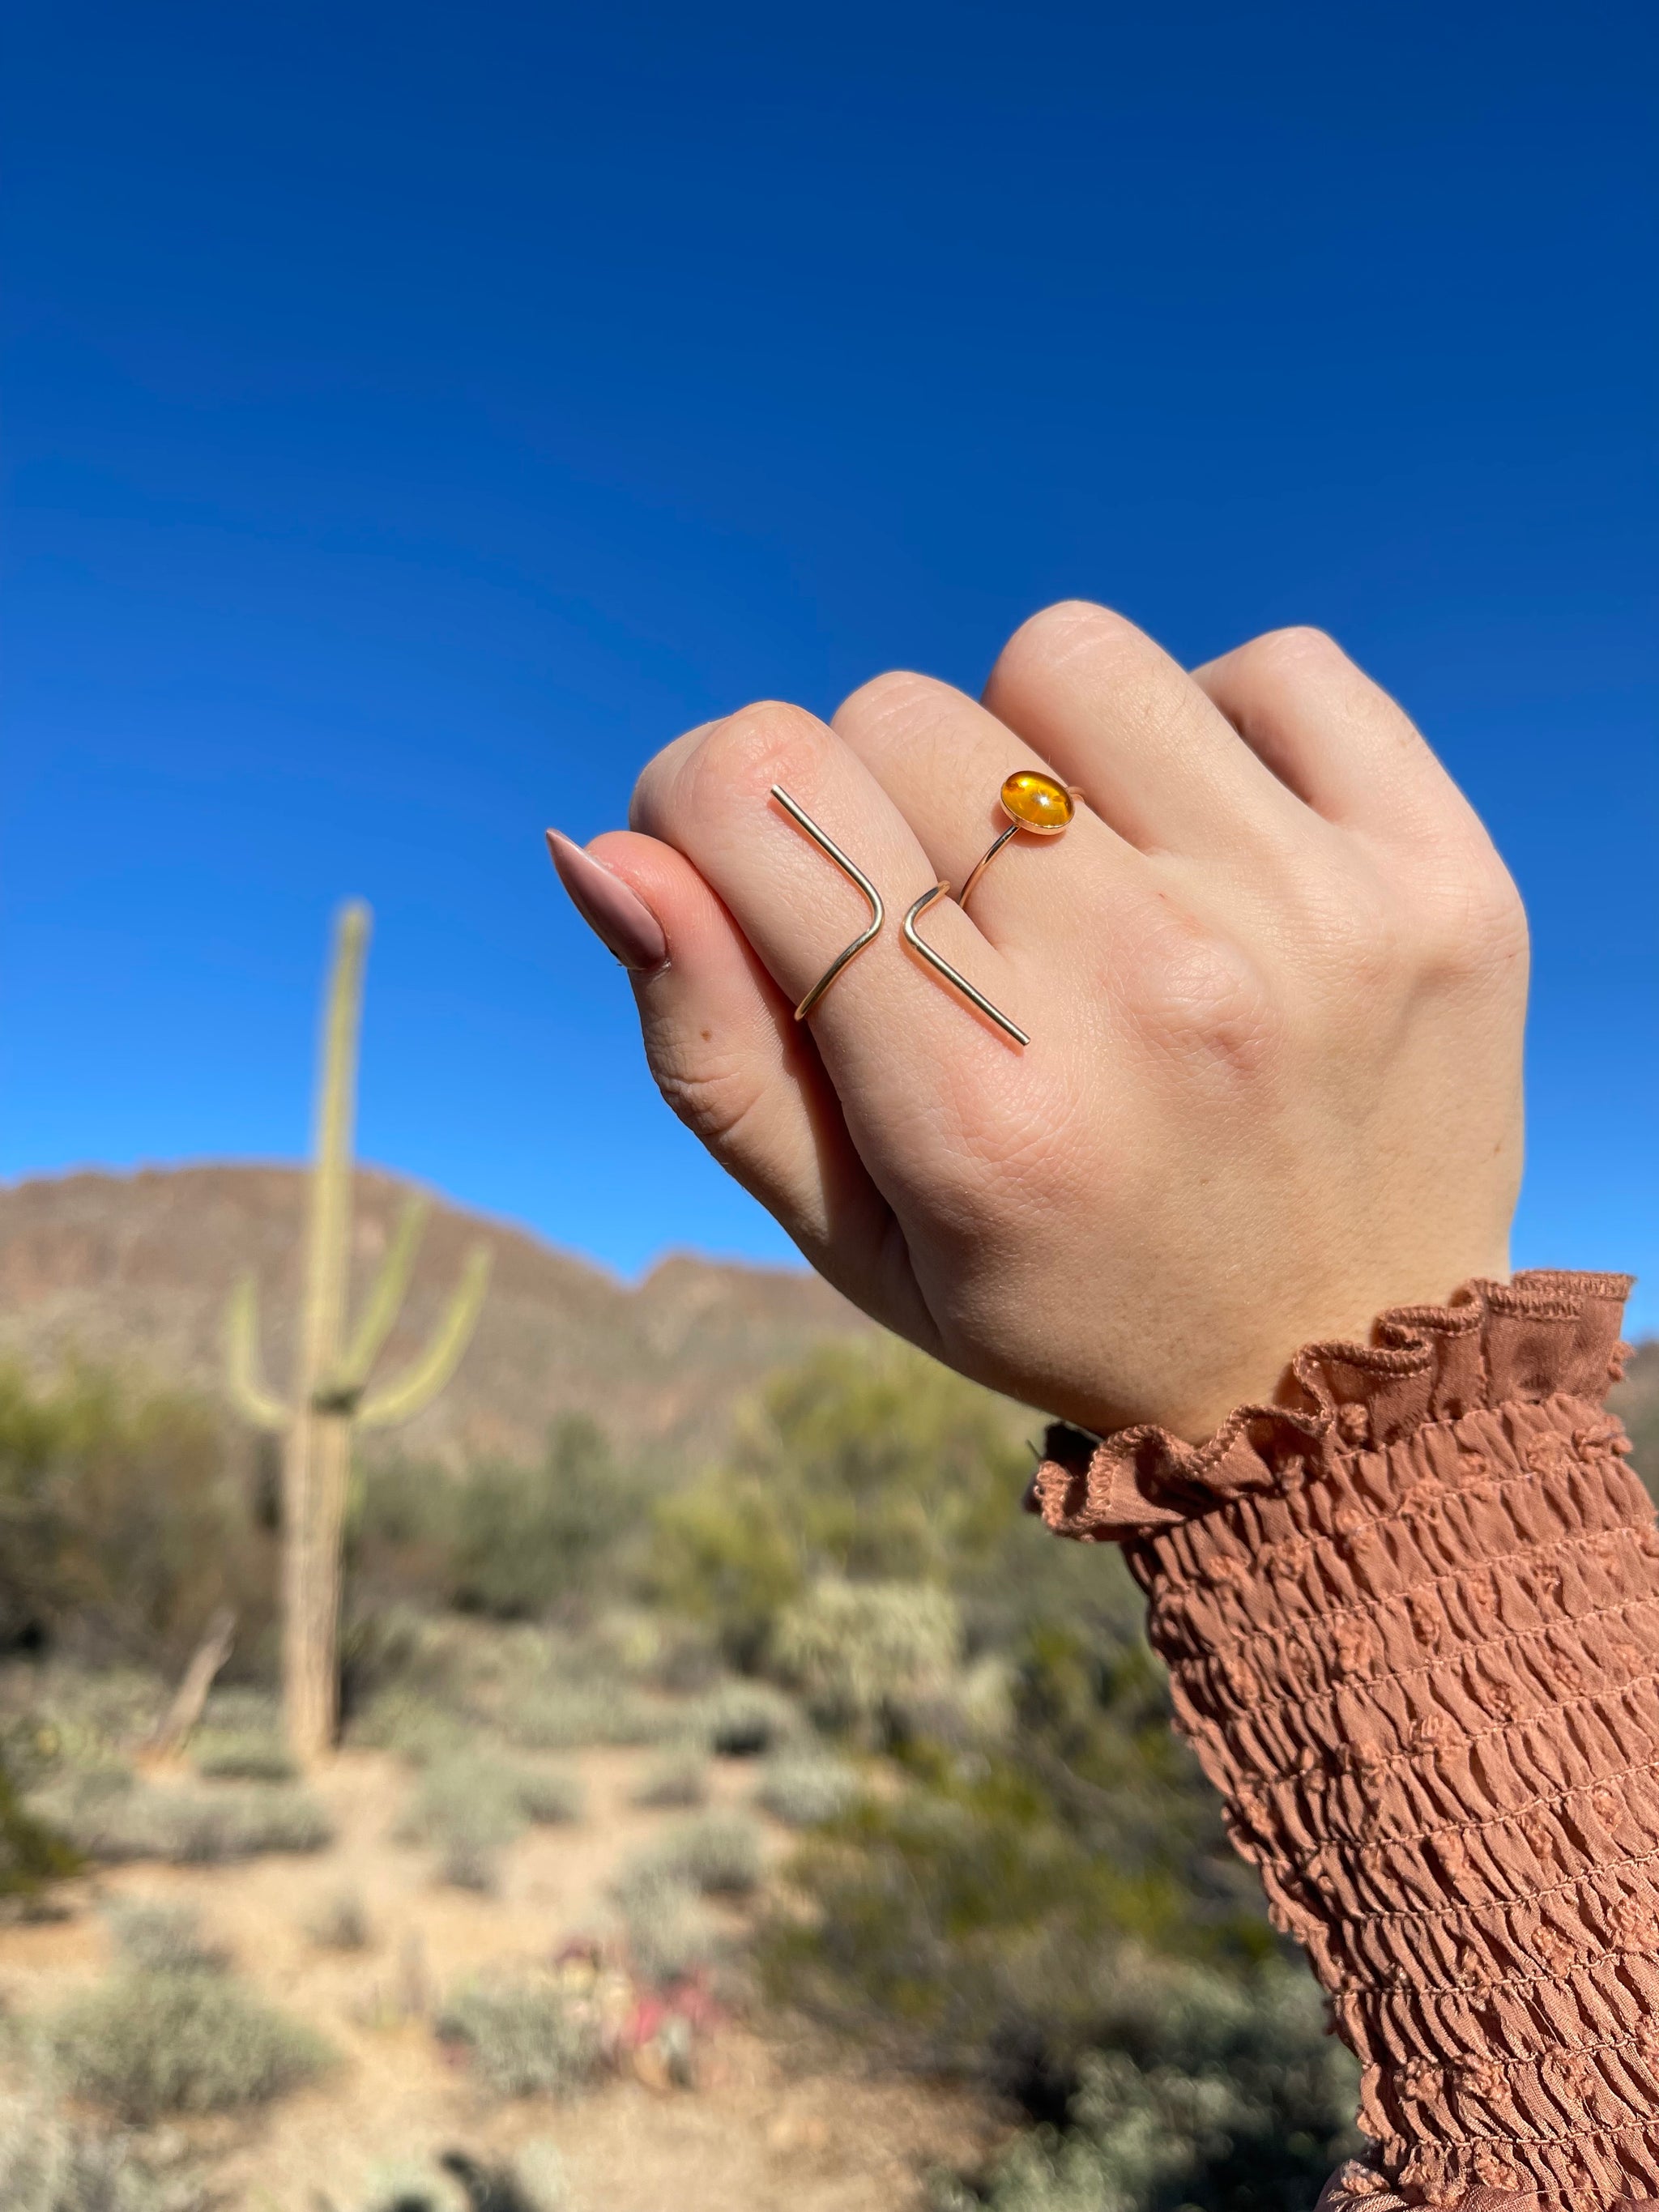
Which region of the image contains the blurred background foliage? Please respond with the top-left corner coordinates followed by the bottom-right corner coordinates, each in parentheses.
top-left (5, 1336), bottom-right (1653, 2206)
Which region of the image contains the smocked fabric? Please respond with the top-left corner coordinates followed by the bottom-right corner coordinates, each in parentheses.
top-left (1030, 1272), bottom-right (1654, 2212)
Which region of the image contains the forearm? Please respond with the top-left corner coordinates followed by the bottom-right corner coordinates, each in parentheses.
top-left (1033, 1271), bottom-right (1655, 2209)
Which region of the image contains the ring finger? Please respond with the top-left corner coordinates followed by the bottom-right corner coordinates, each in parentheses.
top-left (830, 668), bottom-right (1154, 944)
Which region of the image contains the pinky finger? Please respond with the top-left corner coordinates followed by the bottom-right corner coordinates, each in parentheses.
top-left (572, 829), bottom-right (935, 1348)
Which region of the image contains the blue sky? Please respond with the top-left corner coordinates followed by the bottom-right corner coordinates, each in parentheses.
top-left (4, 0), bottom-right (1655, 1328)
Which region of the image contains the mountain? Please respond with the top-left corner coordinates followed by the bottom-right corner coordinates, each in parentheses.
top-left (2, 1165), bottom-right (1652, 1487)
top-left (0, 1166), bottom-right (874, 1468)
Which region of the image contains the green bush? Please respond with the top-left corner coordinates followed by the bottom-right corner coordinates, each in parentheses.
top-left (30, 1769), bottom-right (330, 1865)
top-left (49, 1968), bottom-right (332, 2121)
top-left (0, 1362), bottom-right (275, 1670)
top-left (105, 1900), bottom-right (225, 1976)
top-left (0, 1759), bottom-right (79, 1896)
top-left (611, 1865), bottom-right (716, 1986)
top-left (514, 1766), bottom-right (584, 1825)
top-left (447, 1417), bottom-right (632, 1620)
top-left (395, 1753), bottom-right (527, 1890)
top-left (647, 1340), bottom-right (1031, 1661)
top-left (630, 1747), bottom-right (709, 1809)
top-left (771, 1579), bottom-right (961, 1739)
top-left (761, 1747), bottom-right (1263, 2096)
top-left (931, 1964), bottom-right (1360, 2212)
top-left (190, 1729), bottom-right (296, 1783)
top-left (32, 1775), bottom-right (332, 1865)
top-left (435, 1973), bottom-right (603, 2098)
top-left (503, 1680), bottom-right (677, 1750)
top-left (394, 1750), bottom-right (580, 1885)
top-left (308, 1886), bottom-right (373, 1951)
top-left (692, 1678), bottom-right (801, 1756)
top-left (630, 1809), bottom-right (763, 1896)
top-left (0, 2088), bottom-right (155, 2212)
top-left (755, 1752), bottom-right (860, 1828)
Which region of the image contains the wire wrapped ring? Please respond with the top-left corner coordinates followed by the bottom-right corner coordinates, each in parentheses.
top-left (958, 771), bottom-right (1083, 910)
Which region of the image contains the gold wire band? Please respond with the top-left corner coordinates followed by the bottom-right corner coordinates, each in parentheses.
top-left (770, 784), bottom-right (885, 1020)
top-left (959, 783), bottom-right (1085, 912)
top-left (902, 882), bottom-right (1030, 1048)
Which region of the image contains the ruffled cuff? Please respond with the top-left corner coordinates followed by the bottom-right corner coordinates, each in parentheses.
top-left (1028, 1272), bottom-right (1635, 1545)
top-left (1030, 1272), bottom-right (1659, 2212)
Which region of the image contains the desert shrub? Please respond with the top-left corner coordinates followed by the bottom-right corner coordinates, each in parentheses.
top-left (632, 1809), bottom-right (763, 1896)
top-left (0, 1758), bottom-right (79, 1896)
top-left (514, 1766), bottom-right (584, 1825)
top-left (106, 1901), bottom-right (225, 1977)
top-left (648, 1340), bottom-right (1030, 1661)
top-left (435, 1972), bottom-right (603, 2098)
top-left (755, 1752), bottom-right (860, 1827)
top-left (611, 1865), bottom-right (717, 1985)
top-left (503, 1680), bottom-right (676, 1750)
top-left (0, 2087), bottom-right (156, 2212)
top-left (308, 1886), bottom-right (373, 1950)
top-left (190, 1730), bottom-right (296, 1783)
top-left (760, 1747), bottom-right (1268, 2103)
top-left (692, 1678), bottom-right (801, 1756)
top-left (32, 1773), bottom-right (331, 1864)
top-left (771, 1579), bottom-right (961, 1739)
top-left (49, 1968), bottom-right (332, 2120)
top-left (931, 1963), bottom-right (1360, 2212)
top-left (346, 1687), bottom-right (471, 1767)
top-left (395, 1750), bottom-right (578, 1882)
top-left (446, 1417), bottom-right (632, 1620)
top-left (0, 1363), bottom-right (275, 1670)
top-left (630, 1747), bottom-right (709, 1808)
top-left (2, 1668), bottom-right (171, 1781)
top-left (396, 1754), bottom-right (527, 1890)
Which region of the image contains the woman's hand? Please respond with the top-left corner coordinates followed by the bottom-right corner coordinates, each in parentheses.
top-left (550, 605), bottom-right (1528, 1440)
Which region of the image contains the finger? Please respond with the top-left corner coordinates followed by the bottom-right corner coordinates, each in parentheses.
top-left (629, 701), bottom-right (1036, 1103)
top-left (830, 669), bottom-right (1154, 945)
top-left (983, 600), bottom-right (1312, 863)
top-left (580, 828), bottom-right (936, 1345)
top-left (1189, 626), bottom-right (1474, 837)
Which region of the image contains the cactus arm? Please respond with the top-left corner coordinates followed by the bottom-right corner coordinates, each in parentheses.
top-left (223, 1275), bottom-right (289, 1431)
top-left (335, 1192), bottom-right (430, 1392)
top-left (355, 1245), bottom-right (492, 1430)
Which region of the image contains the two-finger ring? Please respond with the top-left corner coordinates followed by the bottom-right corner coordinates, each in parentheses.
top-left (770, 785), bottom-right (884, 1019)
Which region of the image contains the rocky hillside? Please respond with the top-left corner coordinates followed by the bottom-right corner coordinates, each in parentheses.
top-left (0, 1166), bottom-right (874, 1468)
top-left (2, 1166), bottom-right (1651, 1485)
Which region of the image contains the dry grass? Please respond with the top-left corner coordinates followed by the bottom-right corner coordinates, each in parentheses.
top-left (31, 1771), bottom-right (333, 1865)
top-left (434, 1972), bottom-right (603, 2100)
top-left (48, 1967), bottom-right (333, 2122)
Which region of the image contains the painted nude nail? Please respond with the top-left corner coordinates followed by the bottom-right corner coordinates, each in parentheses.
top-left (544, 829), bottom-right (667, 972)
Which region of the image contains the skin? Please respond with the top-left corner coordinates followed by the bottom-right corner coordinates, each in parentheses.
top-left (570, 604), bottom-right (1528, 1442)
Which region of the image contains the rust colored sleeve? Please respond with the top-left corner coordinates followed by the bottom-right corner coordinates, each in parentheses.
top-left (1030, 1272), bottom-right (1657, 2212)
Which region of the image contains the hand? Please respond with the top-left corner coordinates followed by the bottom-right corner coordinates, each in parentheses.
top-left (549, 606), bottom-right (1527, 1440)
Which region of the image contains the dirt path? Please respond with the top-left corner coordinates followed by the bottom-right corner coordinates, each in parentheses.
top-left (0, 1745), bottom-right (995, 2210)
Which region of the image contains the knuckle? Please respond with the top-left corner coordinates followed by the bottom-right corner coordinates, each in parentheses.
top-left (1132, 914), bottom-right (1284, 1080)
top-left (1230, 624), bottom-right (1350, 692)
top-left (834, 667), bottom-right (946, 734)
top-left (1413, 846), bottom-right (1529, 979)
top-left (996, 598), bottom-right (1138, 677)
top-left (680, 699), bottom-right (828, 811)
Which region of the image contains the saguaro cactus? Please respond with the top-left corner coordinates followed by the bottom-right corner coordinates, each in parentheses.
top-left (224, 901), bottom-right (490, 1762)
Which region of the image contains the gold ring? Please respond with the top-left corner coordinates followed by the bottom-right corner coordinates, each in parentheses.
top-left (957, 771), bottom-right (1082, 911)
top-left (902, 882), bottom-right (1029, 1048)
top-left (770, 785), bottom-right (884, 1020)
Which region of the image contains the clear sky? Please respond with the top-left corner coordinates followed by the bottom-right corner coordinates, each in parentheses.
top-left (4, 0), bottom-right (1656, 1328)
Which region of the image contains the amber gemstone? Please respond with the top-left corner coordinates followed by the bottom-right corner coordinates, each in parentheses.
top-left (1000, 769), bottom-right (1075, 833)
